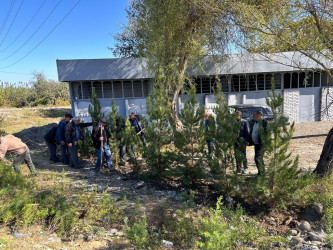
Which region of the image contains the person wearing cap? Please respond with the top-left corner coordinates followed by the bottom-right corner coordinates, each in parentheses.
top-left (55, 114), bottom-right (73, 165)
top-left (0, 132), bottom-right (38, 176)
top-left (91, 117), bottom-right (113, 172)
top-left (65, 116), bottom-right (92, 169)
top-left (129, 112), bottom-right (146, 147)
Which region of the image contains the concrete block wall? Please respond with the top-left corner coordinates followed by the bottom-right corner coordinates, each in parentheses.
top-left (320, 87), bottom-right (333, 121)
top-left (283, 89), bottom-right (299, 123)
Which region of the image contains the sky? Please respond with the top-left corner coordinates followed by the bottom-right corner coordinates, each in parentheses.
top-left (0, 0), bottom-right (129, 84)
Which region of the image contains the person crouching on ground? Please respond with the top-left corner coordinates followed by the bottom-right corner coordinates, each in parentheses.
top-left (91, 117), bottom-right (113, 172)
top-left (65, 116), bottom-right (92, 169)
top-left (0, 131), bottom-right (38, 176)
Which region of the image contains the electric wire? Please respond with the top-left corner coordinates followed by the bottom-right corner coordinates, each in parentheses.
top-left (0, 0), bottom-right (16, 38)
top-left (0, 0), bottom-right (25, 48)
top-left (0, 0), bottom-right (81, 69)
top-left (0, 0), bottom-right (63, 61)
top-left (0, 0), bottom-right (47, 53)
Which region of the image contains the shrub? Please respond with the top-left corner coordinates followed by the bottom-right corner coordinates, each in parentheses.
top-left (196, 197), bottom-right (264, 249)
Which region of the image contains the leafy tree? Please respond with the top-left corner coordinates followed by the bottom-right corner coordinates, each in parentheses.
top-left (112, 0), bottom-right (229, 129)
top-left (142, 83), bottom-right (174, 179)
top-left (222, 0), bottom-right (333, 175)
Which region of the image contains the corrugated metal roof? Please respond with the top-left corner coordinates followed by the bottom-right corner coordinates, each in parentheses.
top-left (57, 52), bottom-right (332, 82)
top-left (56, 58), bottom-right (151, 81)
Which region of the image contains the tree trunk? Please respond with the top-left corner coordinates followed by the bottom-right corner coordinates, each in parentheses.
top-left (313, 127), bottom-right (333, 177)
top-left (171, 88), bottom-right (183, 131)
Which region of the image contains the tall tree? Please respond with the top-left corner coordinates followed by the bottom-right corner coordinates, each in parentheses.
top-left (223, 0), bottom-right (333, 175)
top-left (112, 0), bottom-right (229, 129)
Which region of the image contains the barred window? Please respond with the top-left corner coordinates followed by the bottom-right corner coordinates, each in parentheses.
top-left (113, 81), bottom-right (122, 98)
top-left (103, 81), bottom-right (113, 98)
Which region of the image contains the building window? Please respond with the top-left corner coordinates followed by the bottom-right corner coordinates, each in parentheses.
top-left (291, 73), bottom-right (298, 88)
top-left (257, 74), bottom-right (265, 90)
top-left (284, 73), bottom-right (291, 89)
top-left (239, 75), bottom-right (247, 91)
top-left (93, 81), bottom-right (103, 98)
top-left (299, 72), bottom-right (306, 88)
top-left (123, 81), bottom-right (133, 97)
top-left (201, 77), bottom-right (210, 93)
top-left (248, 75), bottom-right (256, 91)
top-left (265, 74), bottom-right (273, 90)
top-left (220, 75), bottom-right (229, 92)
top-left (211, 77), bottom-right (219, 93)
top-left (82, 82), bottom-right (92, 99)
top-left (194, 78), bottom-right (201, 94)
top-left (231, 75), bottom-right (239, 92)
top-left (274, 73), bottom-right (281, 89)
top-left (103, 81), bottom-right (113, 98)
top-left (113, 81), bottom-right (122, 98)
top-left (313, 72), bottom-right (321, 87)
top-left (143, 80), bottom-right (150, 97)
top-left (71, 82), bottom-right (82, 99)
top-left (133, 80), bottom-right (143, 97)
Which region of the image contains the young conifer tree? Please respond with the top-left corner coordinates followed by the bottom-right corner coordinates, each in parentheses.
top-left (143, 83), bottom-right (174, 179)
top-left (255, 81), bottom-right (304, 207)
top-left (88, 87), bottom-right (102, 126)
top-left (210, 84), bottom-right (241, 193)
top-left (123, 117), bottom-right (142, 173)
top-left (79, 88), bottom-right (102, 158)
top-left (107, 100), bottom-right (121, 166)
top-left (173, 85), bottom-right (206, 186)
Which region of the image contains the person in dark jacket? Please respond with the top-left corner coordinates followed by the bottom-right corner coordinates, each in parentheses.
top-left (249, 110), bottom-right (268, 175)
top-left (234, 110), bottom-right (250, 172)
top-left (65, 116), bottom-right (92, 169)
top-left (91, 117), bottom-right (113, 172)
top-left (129, 112), bottom-right (146, 147)
top-left (55, 114), bottom-right (72, 165)
top-left (44, 126), bottom-right (59, 163)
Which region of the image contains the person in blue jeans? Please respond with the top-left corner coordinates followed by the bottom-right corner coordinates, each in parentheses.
top-left (55, 114), bottom-right (72, 165)
top-left (91, 117), bottom-right (113, 172)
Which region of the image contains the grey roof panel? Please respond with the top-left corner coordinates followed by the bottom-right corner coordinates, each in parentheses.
top-left (57, 52), bottom-right (332, 82)
top-left (56, 58), bottom-right (152, 81)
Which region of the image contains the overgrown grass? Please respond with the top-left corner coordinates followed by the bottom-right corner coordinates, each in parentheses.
top-left (0, 163), bottom-right (125, 238)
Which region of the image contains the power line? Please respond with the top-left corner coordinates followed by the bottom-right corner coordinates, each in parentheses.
top-left (0, 0), bottom-right (16, 38)
top-left (0, 0), bottom-right (25, 48)
top-left (0, 0), bottom-right (81, 69)
top-left (0, 0), bottom-right (63, 61)
top-left (0, 0), bottom-right (47, 53)
top-left (0, 69), bottom-right (57, 78)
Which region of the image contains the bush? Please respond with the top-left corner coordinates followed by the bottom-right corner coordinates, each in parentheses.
top-left (196, 197), bottom-right (264, 249)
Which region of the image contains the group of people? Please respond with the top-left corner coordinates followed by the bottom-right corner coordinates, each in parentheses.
top-left (0, 108), bottom-right (266, 176)
top-left (204, 109), bottom-right (267, 175)
top-left (44, 112), bottom-right (146, 173)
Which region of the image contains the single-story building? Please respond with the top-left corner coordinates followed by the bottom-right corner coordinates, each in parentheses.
top-left (56, 52), bottom-right (333, 123)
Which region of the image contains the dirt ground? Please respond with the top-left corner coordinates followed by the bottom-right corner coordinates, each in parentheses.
top-left (0, 115), bottom-right (332, 249)
top-left (246, 120), bottom-right (332, 174)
